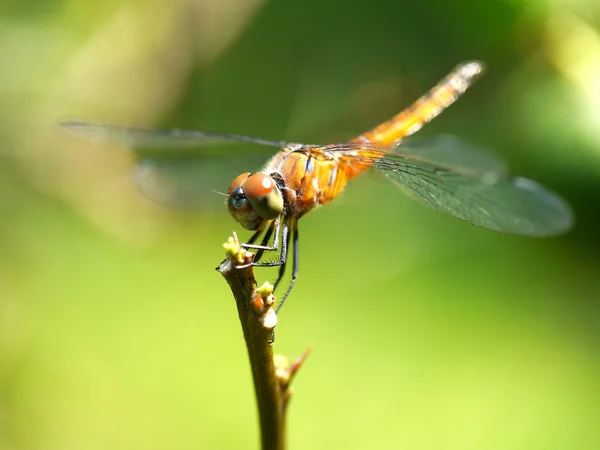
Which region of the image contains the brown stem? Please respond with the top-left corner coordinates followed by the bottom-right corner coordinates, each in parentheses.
top-left (217, 234), bottom-right (285, 450)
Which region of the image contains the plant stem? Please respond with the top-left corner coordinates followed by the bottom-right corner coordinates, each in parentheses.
top-left (218, 234), bottom-right (285, 450)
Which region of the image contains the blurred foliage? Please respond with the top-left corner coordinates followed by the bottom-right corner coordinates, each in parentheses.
top-left (1, 0), bottom-right (599, 449)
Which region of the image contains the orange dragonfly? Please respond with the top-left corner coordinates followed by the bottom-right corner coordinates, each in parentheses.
top-left (62, 61), bottom-right (573, 311)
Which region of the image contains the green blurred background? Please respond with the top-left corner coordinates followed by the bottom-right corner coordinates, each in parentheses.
top-left (1, 0), bottom-right (599, 449)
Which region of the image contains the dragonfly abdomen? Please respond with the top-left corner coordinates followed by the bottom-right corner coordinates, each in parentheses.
top-left (355, 61), bottom-right (484, 148)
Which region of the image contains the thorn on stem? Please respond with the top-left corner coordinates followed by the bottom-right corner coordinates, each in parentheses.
top-left (289, 344), bottom-right (314, 382)
top-left (275, 345), bottom-right (314, 410)
top-left (275, 345), bottom-right (314, 391)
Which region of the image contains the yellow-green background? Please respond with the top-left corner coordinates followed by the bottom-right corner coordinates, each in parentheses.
top-left (1, 0), bottom-right (599, 449)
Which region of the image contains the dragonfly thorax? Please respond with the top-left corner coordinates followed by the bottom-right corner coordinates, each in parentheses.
top-left (227, 172), bottom-right (284, 230)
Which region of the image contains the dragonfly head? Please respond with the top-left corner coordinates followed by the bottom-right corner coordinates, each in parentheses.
top-left (227, 172), bottom-right (284, 230)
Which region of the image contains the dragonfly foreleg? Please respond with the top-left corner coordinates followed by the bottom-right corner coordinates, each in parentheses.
top-left (242, 218), bottom-right (281, 255)
top-left (243, 227), bottom-right (267, 247)
top-left (255, 220), bottom-right (283, 263)
top-left (250, 221), bottom-right (288, 270)
top-left (236, 219), bottom-right (300, 315)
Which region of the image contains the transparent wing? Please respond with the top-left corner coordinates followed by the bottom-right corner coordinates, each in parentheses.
top-left (381, 162), bottom-right (572, 236)
top-left (323, 139), bottom-right (573, 236)
top-left (60, 120), bottom-right (287, 150)
top-left (323, 135), bottom-right (507, 177)
top-left (132, 156), bottom-right (264, 210)
top-left (388, 135), bottom-right (507, 177)
top-left (61, 120), bottom-right (279, 209)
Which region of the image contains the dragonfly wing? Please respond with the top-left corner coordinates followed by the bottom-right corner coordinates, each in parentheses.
top-left (61, 120), bottom-right (278, 210)
top-left (132, 156), bottom-right (265, 210)
top-left (322, 138), bottom-right (572, 236)
top-left (60, 120), bottom-right (287, 150)
top-left (374, 157), bottom-right (573, 236)
top-left (324, 136), bottom-right (507, 176)
top-left (389, 135), bottom-right (508, 177)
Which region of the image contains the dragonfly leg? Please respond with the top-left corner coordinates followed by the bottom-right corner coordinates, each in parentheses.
top-left (243, 218), bottom-right (280, 255)
top-left (245, 228), bottom-right (266, 246)
top-left (253, 223), bottom-right (276, 263)
top-left (250, 221), bottom-right (288, 270)
top-left (272, 221), bottom-right (290, 291)
top-left (235, 219), bottom-right (300, 315)
top-left (275, 222), bottom-right (298, 314)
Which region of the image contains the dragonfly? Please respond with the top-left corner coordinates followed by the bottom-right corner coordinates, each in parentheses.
top-left (61, 61), bottom-right (573, 312)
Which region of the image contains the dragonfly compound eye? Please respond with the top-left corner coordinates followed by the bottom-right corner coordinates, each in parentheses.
top-left (227, 172), bottom-right (283, 230)
top-left (227, 172), bottom-right (260, 230)
top-left (244, 173), bottom-right (284, 221)
top-left (228, 172), bottom-right (251, 195)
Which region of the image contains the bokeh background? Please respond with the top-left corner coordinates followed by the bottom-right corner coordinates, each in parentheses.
top-left (1, 0), bottom-right (599, 449)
